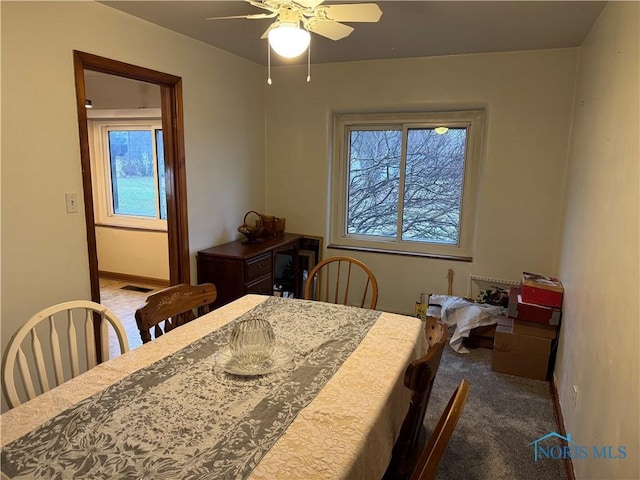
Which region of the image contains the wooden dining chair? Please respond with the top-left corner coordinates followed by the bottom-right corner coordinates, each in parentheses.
top-left (135, 283), bottom-right (217, 343)
top-left (2, 300), bottom-right (129, 408)
top-left (410, 379), bottom-right (471, 480)
top-left (385, 315), bottom-right (448, 479)
top-left (304, 256), bottom-right (379, 309)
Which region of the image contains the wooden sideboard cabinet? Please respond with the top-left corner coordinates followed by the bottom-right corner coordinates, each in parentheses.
top-left (197, 233), bottom-right (302, 308)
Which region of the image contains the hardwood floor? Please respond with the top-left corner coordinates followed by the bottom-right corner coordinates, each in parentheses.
top-left (99, 278), bottom-right (162, 358)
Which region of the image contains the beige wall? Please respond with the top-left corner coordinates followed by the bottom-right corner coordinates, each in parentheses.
top-left (265, 49), bottom-right (578, 314)
top-left (95, 227), bottom-right (169, 281)
top-left (0, 1), bottom-right (265, 410)
top-left (85, 72), bottom-right (161, 110)
top-left (555, 3), bottom-right (640, 479)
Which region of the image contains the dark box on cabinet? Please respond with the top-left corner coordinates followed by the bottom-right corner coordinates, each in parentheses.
top-left (520, 272), bottom-right (564, 308)
top-left (508, 287), bottom-right (561, 326)
top-left (491, 324), bottom-right (552, 381)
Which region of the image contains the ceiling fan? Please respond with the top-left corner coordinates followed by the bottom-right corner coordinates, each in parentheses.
top-left (207, 0), bottom-right (383, 60)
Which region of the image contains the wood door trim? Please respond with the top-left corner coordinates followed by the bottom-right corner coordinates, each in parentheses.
top-left (73, 51), bottom-right (190, 305)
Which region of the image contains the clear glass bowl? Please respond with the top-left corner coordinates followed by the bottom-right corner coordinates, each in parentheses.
top-left (229, 318), bottom-right (276, 366)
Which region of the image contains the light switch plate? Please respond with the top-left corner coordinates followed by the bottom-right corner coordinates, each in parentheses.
top-left (65, 193), bottom-right (79, 213)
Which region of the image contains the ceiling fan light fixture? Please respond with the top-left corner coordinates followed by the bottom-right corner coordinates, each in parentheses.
top-left (268, 22), bottom-right (310, 58)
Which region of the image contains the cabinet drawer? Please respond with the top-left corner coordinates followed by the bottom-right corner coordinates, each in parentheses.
top-left (245, 274), bottom-right (272, 295)
top-left (245, 253), bottom-right (272, 281)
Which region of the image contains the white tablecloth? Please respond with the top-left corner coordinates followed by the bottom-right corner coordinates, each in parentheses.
top-left (1, 295), bottom-right (427, 479)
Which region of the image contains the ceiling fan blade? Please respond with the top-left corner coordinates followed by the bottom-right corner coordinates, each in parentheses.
top-left (294, 0), bottom-right (326, 9)
top-left (206, 13), bottom-right (275, 20)
top-left (318, 3), bottom-right (382, 23)
top-left (308, 20), bottom-right (354, 41)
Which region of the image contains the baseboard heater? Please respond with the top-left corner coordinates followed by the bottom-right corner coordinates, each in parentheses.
top-left (466, 275), bottom-right (520, 299)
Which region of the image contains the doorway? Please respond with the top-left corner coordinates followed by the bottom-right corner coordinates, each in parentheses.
top-left (73, 51), bottom-right (190, 354)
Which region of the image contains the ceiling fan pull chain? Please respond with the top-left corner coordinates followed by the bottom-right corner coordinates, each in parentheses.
top-left (267, 42), bottom-right (272, 85)
top-left (307, 36), bottom-right (311, 82)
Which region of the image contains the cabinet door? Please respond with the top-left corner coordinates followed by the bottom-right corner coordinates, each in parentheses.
top-left (197, 255), bottom-right (244, 307)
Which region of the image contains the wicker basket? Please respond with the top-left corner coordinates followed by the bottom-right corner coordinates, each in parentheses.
top-left (237, 211), bottom-right (265, 243)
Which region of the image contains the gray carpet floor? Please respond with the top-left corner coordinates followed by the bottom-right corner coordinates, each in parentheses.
top-left (425, 345), bottom-right (568, 480)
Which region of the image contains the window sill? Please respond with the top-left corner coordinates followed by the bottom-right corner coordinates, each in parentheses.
top-left (327, 243), bottom-right (472, 262)
top-left (95, 223), bottom-right (168, 234)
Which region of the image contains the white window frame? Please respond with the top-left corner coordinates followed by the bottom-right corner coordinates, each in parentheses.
top-left (88, 109), bottom-right (166, 231)
top-left (330, 110), bottom-right (485, 260)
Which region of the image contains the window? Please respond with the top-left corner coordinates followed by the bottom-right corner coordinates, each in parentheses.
top-left (89, 112), bottom-right (166, 230)
top-left (331, 111), bottom-right (484, 260)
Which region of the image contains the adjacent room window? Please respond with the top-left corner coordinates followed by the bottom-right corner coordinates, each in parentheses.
top-left (331, 111), bottom-right (485, 260)
top-left (89, 113), bottom-right (166, 230)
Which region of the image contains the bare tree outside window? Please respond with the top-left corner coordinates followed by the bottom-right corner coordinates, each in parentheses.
top-left (347, 129), bottom-right (401, 237)
top-left (346, 127), bottom-right (467, 245)
top-left (332, 111), bottom-right (483, 259)
top-left (403, 128), bottom-right (466, 244)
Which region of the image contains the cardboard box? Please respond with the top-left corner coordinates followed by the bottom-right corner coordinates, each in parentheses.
top-left (470, 324), bottom-right (497, 338)
top-left (513, 319), bottom-right (558, 339)
top-left (496, 314), bottom-right (557, 351)
top-left (464, 324), bottom-right (497, 349)
top-left (491, 325), bottom-right (553, 380)
top-left (508, 286), bottom-right (561, 326)
top-left (464, 336), bottom-right (494, 349)
top-left (521, 272), bottom-right (564, 308)
top-left (497, 315), bottom-right (513, 328)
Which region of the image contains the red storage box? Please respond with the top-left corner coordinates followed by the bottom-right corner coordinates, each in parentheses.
top-left (508, 286), bottom-right (561, 326)
top-left (520, 272), bottom-right (564, 308)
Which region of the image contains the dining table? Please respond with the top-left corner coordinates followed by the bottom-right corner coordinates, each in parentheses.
top-left (1, 294), bottom-right (428, 479)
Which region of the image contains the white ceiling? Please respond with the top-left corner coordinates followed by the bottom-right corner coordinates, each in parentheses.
top-left (100, 1), bottom-right (607, 66)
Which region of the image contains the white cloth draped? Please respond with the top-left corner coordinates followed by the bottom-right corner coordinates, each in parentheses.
top-left (430, 294), bottom-right (504, 353)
